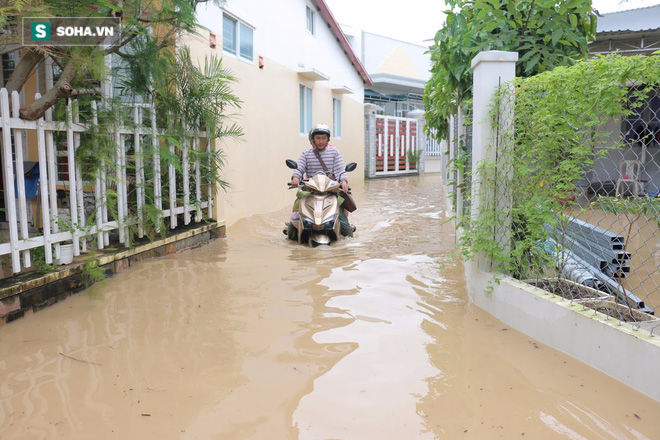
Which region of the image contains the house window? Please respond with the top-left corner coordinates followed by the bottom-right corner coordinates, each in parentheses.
top-left (223, 14), bottom-right (254, 62)
top-left (110, 49), bottom-right (148, 103)
top-left (623, 86), bottom-right (660, 148)
top-left (1, 53), bottom-right (16, 86)
top-left (0, 52), bottom-right (22, 165)
top-left (299, 85), bottom-right (312, 134)
top-left (333, 98), bottom-right (342, 138)
top-left (306, 6), bottom-right (315, 35)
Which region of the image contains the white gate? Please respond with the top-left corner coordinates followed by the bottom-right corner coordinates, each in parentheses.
top-left (366, 114), bottom-right (423, 178)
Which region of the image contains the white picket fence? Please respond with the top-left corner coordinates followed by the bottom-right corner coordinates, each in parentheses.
top-left (424, 127), bottom-right (442, 157)
top-left (0, 88), bottom-right (214, 275)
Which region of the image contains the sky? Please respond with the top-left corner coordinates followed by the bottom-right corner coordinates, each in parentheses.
top-left (323, 0), bottom-right (660, 47)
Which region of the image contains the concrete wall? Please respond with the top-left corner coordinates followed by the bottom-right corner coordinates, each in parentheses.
top-left (424, 157), bottom-right (442, 174)
top-left (189, 0), bottom-right (367, 226)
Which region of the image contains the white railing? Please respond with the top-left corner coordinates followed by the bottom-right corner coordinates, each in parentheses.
top-left (424, 127), bottom-right (442, 157)
top-left (0, 88), bottom-right (214, 275)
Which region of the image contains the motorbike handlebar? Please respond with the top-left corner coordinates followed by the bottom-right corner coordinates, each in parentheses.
top-left (287, 180), bottom-right (349, 191)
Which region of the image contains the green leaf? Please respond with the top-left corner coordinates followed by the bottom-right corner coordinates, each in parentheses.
top-left (551, 28), bottom-right (563, 46)
top-left (566, 0), bottom-right (584, 8)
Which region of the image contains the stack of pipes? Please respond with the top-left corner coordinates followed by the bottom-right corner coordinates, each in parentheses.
top-left (545, 217), bottom-right (653, 315)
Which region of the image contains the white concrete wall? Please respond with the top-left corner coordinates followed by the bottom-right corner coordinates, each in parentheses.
top-left (189, 0), bottom-right (366, 225)
top-left (424, 156), bottom-right (442, 173)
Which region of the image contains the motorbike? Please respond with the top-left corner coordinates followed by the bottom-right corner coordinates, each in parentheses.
top-left (285, 159), bottom-right (357, 247)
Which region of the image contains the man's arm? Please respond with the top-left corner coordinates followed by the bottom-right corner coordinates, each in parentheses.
top-left (332, 148), bottom-right (348, 184)
top-left (292, 150), bottom-right (309, 182)
top-left (330, 148), bottom-right (349, 193)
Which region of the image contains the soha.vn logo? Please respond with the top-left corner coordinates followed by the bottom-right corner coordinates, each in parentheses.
top-left (31, 22), bottom-right (51, 40)
top-left (24, 18), bottom-right (120, 46)
top-left (31, 23), bottom-right (115, 40)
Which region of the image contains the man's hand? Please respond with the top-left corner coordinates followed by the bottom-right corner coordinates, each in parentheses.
top-left (341, 180), bottom-right (349, 193)
top-left (291, 177), bottom-right (300, 187)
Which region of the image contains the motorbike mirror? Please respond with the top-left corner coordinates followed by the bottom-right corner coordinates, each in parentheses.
top-left (345, 162), bottom-right (358, 172)
top-left (285, 159), bottom-right (298, 169)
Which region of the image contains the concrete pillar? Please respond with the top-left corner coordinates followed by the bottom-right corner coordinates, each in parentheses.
top-left (470, 50), bottom-right (518, 270)
top-left (408, 109), bottom-right (426, 173)
top-left (364, 104), bottom-right (381, 179)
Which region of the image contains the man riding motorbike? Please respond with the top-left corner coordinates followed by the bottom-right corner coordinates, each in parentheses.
top-left (284, 123), bottom-right (355, 239)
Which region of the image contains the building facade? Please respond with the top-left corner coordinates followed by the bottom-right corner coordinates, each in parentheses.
top-left (190, 0), bottom-right (372, 225)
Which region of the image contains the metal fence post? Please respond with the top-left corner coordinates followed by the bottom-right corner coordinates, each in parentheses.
top-left (470, 50), bottom-right (518, 271)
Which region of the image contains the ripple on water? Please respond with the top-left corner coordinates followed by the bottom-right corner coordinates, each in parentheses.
top-left (292, 254), bottom-right (453, 440)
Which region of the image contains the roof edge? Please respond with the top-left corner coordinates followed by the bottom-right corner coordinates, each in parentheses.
top-left (596, 3), bottom-right (660, 16)
top-left (313, 0), bottom-right (373, 86)
top-left (370, 73), bottom-right (427, 89)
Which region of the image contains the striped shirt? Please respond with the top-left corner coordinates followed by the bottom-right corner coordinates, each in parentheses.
top-left (292, 146), bottom-right (348, 183)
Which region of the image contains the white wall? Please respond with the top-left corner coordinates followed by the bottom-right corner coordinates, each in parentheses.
top-left (195, 0), bottom-right (365, 96)
top-left (190, 0), bottom-right (367, 225)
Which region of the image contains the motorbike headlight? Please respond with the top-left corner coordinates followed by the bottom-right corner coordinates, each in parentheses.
top-left (301, 216), bottom-right (314, 228)
top-left (322, 216), bottom-right (337, 229)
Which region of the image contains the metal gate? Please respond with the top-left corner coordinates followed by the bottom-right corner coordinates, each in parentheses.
top-left (369, 115), bottom-right (422, 177)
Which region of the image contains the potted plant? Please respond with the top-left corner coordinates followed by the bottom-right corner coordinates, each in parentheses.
top-left (57, 242), bottom-right (75, 265)
top-left (406, 148), bottom-right (423, 169)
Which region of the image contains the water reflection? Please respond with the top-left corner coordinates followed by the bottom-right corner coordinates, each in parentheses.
top-left (292, 255), bottom-right (445, 440)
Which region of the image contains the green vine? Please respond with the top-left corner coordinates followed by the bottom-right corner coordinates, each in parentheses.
top-left (455, 54), bottom-right (660, 278)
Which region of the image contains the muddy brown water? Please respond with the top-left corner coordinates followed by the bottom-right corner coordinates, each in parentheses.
top-left (1, 174), bottom-right (660, 439)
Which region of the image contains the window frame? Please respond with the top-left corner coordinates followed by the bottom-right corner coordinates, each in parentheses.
top-left (333, 98), bottom-right (342, 138)
top-left (299, 85), bottom-right (313, 134)
top-left (306, 5), bottom-right (315, 35)
top-left (223, 13), bottom-right (254, 63)
top-left (1, 52), bottom-right (16, 86)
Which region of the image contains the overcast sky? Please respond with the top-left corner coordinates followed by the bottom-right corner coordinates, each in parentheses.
top-left (323, 0), bottom-right (660, 47)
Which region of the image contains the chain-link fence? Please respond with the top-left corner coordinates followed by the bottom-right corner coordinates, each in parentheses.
top-left (458, 55), bottom-right (660, 335)
top-left (448, 106), bottom-right (473, 219)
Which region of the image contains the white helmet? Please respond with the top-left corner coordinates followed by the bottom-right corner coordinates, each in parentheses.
top-left (308, 123), bottom-right (331, 143)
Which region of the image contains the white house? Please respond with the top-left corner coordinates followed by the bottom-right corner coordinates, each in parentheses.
top-left (338, 27), bottom-right (442, 174)
top-left (341, 28), bottom-right (431, 118)
top-left (189, 0), bottom-right (372, 226)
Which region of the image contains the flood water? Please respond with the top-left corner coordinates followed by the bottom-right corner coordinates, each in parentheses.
top-left (1, 173), bottom-right (660, 439)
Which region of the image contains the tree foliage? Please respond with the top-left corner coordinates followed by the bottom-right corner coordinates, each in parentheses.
top-left (424, 0), bottom-right (598, 139)
top-left (0, 0), bottom-right (228, 125)
top-left (1, 0), bottom-right (242, 243)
